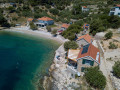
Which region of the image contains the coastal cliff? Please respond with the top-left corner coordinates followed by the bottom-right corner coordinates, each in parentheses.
top-left (43, 44), bottom-right (68, 90)
top-left (43, 44), bottom-right (80, 90)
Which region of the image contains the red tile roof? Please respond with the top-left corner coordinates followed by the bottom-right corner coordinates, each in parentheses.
top-left (37, 17), bottom-right (53, 21)
top-left (84, 24), bottom-right (89, 28)
top-left (77, 44), bottom-right (100, 64)
top-left (27, 18), bottom-right (33, 21)
top-left (77, 34), bottom-right (92, 43)
top-left (61, 24), bottom-right (70, 29)
top-left (82, 6), bottom-right (87, 8)
top-left (116, 4), bottom-right (120, 7)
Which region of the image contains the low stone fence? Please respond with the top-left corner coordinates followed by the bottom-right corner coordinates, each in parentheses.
top-left (97, 40), bottom-right (104, 57)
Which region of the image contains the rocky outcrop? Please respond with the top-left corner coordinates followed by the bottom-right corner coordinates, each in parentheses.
top-left (43, 44), bottom-right (68, 90)
top-left (43, 43), bottom-right (80, 90)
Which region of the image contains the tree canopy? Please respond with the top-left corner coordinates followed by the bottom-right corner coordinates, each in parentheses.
top-left (85, 67), bottom-right (106, 89)
top-left (51, 29), bottom-right (57, 35)
top-left (0, 14), bottom-right (10, 27)
top-left (90, 19), bottom-right (106, 35)
top-left (30, 22), bottom-right (37, 30)
top-left (64, 41), bottom-right (78, 51)
top-left (62, 24), bottom-right (83, 40)
top-left (113, 61), bottom-right (120, 78)
top-left (105, 31), bottom-right (113, 40)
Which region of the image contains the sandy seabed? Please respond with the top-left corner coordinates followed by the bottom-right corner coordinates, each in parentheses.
top-left (4, 28), bottom-right (66, 44)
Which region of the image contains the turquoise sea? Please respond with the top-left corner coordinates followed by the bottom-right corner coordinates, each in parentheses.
top-left (0, 31), bottom-right (60, 90)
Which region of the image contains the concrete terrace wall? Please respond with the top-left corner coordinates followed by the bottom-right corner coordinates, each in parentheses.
top-left (97, 40), bottom-right (104, 57)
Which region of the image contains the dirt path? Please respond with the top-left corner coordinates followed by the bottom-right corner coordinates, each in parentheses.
top-left (100, 57), bottom-right (114, 90)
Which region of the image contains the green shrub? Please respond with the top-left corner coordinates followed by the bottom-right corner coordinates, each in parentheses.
top-left (85, 67), bottom-right (106, 89)
top-left (99, 15), bottom-right (120, 29)
top-left (74, 20), bottom-right (84, 26)
top-left (64, 41), bottom-right (78, 51)
top-left (7, 6), bottom-right (15, 11)
top-left (108, 16), bottom-right (120, 29)
top-left (75, 74), bottom-right (78, 79)
top-left (105, 31), bottom-right (113, 40)
top-left (45, 4), bottom-right (51, 9)
top-left (49, 8), bottom-right (59, 15)
top-left (46, 26), bottom-right (51, 32)
top-left (113, 61), bottom-right (120, 78)
top-left (0, 14), bottom-right (10, 27)
top-left (62, 24), bottom-right (83, 40)
top-left (109, 42), bottom-right (118, 49)
top-left (34, 13), bottom-right (42, 18)
top-left (72, 3), bottom-right (82, 15)
top-left (30, 22), bottom-right (37, 30)
top-left (12, 17), bottom-right (17, 21)
top-left (10, 23), bottom-right (16, 27)
top-left (22, 11), bottom-right (33, 17)
top-left (90, 19), bottom-right (106, 35)
top-left (51, 29), bottom-right (57, 35)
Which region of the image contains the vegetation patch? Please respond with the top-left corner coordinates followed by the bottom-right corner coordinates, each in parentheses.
top-left (105, 31), bottom-right (113, 40)
top-left (109, 42), bottom-right (118, 49)
top-left (62, 24), bottom-right (83, 41)
top-left (30, 22), bottom-right (37, 30)
top-left (64, 41), bottom-right (78, 51)
top-left (113, 61), bottom-right (120, 78)
top-left (85, 67), bottom-right (106, 89)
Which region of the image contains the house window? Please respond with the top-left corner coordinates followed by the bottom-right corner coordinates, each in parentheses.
top-left (111, 8), bottom-right (115, 11)
top-left (110, 12), bottom-right (115, 16)
top-left (118, 13), bottom-right (120, 15)
top-left (85, 60), bottom-right (91, 65)
top-left (82, 59), bottom-right (94, 66)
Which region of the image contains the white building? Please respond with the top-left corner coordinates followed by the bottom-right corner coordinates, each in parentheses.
top-left (82, 6), bottom-right (89, 12)
top-left (109, 5), bottom-right (120, 17)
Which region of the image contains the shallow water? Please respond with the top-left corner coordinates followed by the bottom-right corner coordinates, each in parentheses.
top-left (0, 31), bottom-right (60, 90)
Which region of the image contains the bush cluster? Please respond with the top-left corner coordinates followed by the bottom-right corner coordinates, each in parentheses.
top-left (64, 41), bottom-right (78, 51)
top-left (105, 31), bottom-right (113, 40)
top-left (30, 22), bottom-right (37, 30)
top-left (113, 61), bottom-right (120, 78)
top-left (109, 42), bottom-right (118, 49)
top-left (62, 24), bottom-right (83, 41)
top-left (90, 15), bottom-right (120, 35)
top-left (85, 67), bottom-right (106, 89)
top-left (0, 14), bottom-right (10, 27)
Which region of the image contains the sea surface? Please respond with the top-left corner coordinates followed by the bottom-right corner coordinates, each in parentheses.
top-left (0, 31), bottom-right (60, 90)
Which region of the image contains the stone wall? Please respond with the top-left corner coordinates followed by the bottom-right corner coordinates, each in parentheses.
top-left (77, 57), bottom-right (98, 72)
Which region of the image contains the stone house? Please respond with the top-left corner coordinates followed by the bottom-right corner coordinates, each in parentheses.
top-left (67, 44), bottom-right (100, 75)
top-left (77, 44), bottom-right (100, 72)
top-left (76, 34), bottom-right (93, 47)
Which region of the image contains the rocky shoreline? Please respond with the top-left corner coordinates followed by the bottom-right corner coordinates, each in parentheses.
top-left (42, 43), bottom-right (80, 90)
top-left (43, 44), bottom-right (67, 90)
